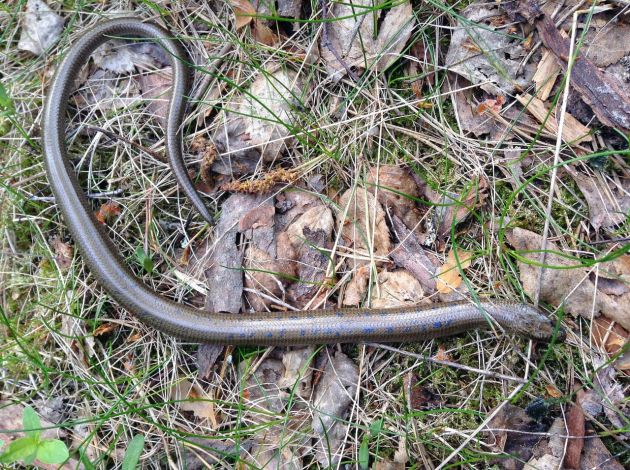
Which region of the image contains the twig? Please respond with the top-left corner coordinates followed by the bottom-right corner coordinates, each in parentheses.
top-left (84, 125), bottom-right (165, 162)
top-left (587, 237), bottom-right (630, 245)
top-left (366, 343), bottom-right (528, 384)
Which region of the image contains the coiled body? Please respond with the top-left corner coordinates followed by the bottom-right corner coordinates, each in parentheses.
top-left (42, 18), bottom-right (558, 345)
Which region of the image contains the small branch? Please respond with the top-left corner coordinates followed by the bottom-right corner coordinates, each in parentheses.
top-left (84, 125), bottom-right (165, 162)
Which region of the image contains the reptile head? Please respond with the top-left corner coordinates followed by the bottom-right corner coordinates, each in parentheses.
top-left (509, 305), bottom-right (565, 342)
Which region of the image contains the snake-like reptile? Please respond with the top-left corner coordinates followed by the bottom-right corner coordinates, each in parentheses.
top-left (42, 18), bottom-right (559, 345)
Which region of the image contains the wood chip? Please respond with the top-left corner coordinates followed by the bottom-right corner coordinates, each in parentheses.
top-left (532, 49), bottom-right (561, 101)
top-left (515, 92), bottom-right (592, 144)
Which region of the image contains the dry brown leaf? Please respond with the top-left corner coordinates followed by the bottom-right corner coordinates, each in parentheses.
top-left (312, 351), bottom-right (358, 467)
top-left (570, 170), bottom-right (630, 231)
top-left (431, 177), bottom-right (489, 245)
top-left (51, 236), bottom-right (72, 270)
top-left (212, 69), bottom-right (303, 176)
top-left (515, 92), bottom-right (592, 144)
top-left (277, 346), bottom-right (315, 398)
top-left (485, 404), bottom-right (547, 468)
top-left (578, 432), bottom-right (625, 470)
top-left (320, 0), bottom-right (415, 80)
top-left (94, 200), bottom-right (121, 225)
top-left (434, 344), bottom-right (451, 362)
top-left (230, 0), bottom-right (256, 29)
top-left (93, 322), bottom-right (118, 337)
top-left (507, 228), bottom-right (630, 330)
top-left (532, 49), bottom-right (561, 101)
top-left (367, 165), bottom-right (423, 232)
top-left (338, 187), bottom-right (391, 263)
top-left (564, 403), bottom-right (585, 469)
top-left (545, 384), bottom-right (563, 399)
top-left (244, 245), bottom-right (287, 310)
top-left (445, 3), bottom-right (535, 96)
top-left (403, 372), bottom-right (441, 411)
top-left (477, 95), bottom-right (505, 114)
top-left (371, 270), bottom-right (426, 308)
top-left (137, 67), bottom-right (172, 126)
top-left (592, 317), bottom-right (630, 371)
top-left (171, 379), bottom-right (216, 424)
top-left (18, 0), bottom-right (63, 56)
top-left (390, 215), bottom-right (437, 293)
top-left (342, 265), bottom-right (369, 306)
top-left (436, 248), bottom-right (473, 294)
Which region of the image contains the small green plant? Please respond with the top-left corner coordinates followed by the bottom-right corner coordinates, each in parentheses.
top-left (0, 406), bottom-right (69, 465)
top-left (0, 82), bottom-right (14, 136)
top-left (122, 434), bottom-right (145, 470)
top-left (134, 246), bottom-right (154, 274)
top-left (359, 418), bottom-right (385, 469)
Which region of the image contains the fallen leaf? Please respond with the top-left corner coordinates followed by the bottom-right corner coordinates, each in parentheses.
top-left (515, 92), bottom-right (592, 144)
top-left (312, 351), bottom-right (359, 467)
top-left (545, 384), bottom-right (562, 399)
top-left (371, 270), bottom-right (426, 309)
top-left (585, 19), bottom-right (630, 68)
top-left (524, 417), bottom-right (566, 470)
top-left (230, 0), bottom-right (256, 30)
top-left (73, 69), bottom-right (142, 111)
top-left (240, 358), bottom-right (287, 413)
top-left (242, 426), bottom-right (303, 469)
top-left (445, 3), bottom-right (535, 96)
top-left (592, 316), bottom-right (628, 358)
top-left (564, 403), bottom-right (585, 469)
top-left (532, 49), bottom-right (561, 101)
top-left (578, 431), bottom-right (625, 470)
top-left (18, 0), bottom-right (64, 56)
top-left (244, 245), bottom-right (287, 310)
top-left (196, 343), bottom-right (224, 381)
top-left (277, 346), bottom-right (315, 397)
top-left (477, 95), bottom-right (506, 114)
top-left (403, 372), bottom-right (441, 411)
top-left (342, 265), bottom-right (369, 306)
top-left (137, 67), bottom-right (172, 126)
top-left (92, 322), bottom-right (118, 337)
top-left (570, 170), bottom-right (630, 231)
top-left (50, 236), bottom-right (72, 270)
top-left (436, 248), bottom-right (473, 294)
top-left (485, 404), bottom-right (548, 469)
top-left (212, 69), bottom-right (303, 176)
top-left (338, 187), bottom-right (391, 264)
top-left (507, 228), bottom-right (630, 330)
top-left (434, 344), bottom-right (451, 362)
top-left (171, 379), bottom-right (216, 424)
top-left (320, 0), bottom-right (415, 80)
top-left (94, 200), bottom-right (121, 225)
top-left (431, 177), bottom-right (489, 246)
top-left (367, 165), bottom-right (424, 233)
top-left (288, 226), bottom-right (331, 306)
top-left (390, 215), bottom-right (438, 294)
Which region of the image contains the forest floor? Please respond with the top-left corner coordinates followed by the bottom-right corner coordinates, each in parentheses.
top-left (1, 0), bottom-right (629, 468)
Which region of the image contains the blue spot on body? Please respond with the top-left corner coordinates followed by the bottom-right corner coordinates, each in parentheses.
top-left (386, 326), bottom-right (394, 334)
top-left (404, 326), bottom-right (412, 333)
top-left (336, 312), bottom-right (344, 317)
top-left (300, 329), bottom-right (306, 337)
top-left (433, 321), bottom-right (442, 329)
top-left (267, 332), bottom-right (273, 338)
top-left (363, 327), bottom-right (375, 334)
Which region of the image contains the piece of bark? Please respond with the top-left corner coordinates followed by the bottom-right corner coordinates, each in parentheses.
top-left (390, 215), bottom-right (437, 294)
top-left (196, 344), bottom-right (224, 381)
top-left (515, 92), bottom-right (592, 144)
top-left (564, 403), bottom-right (585, 469)
top-left (517, 2), bottom-right (630, 130)
top-left (532, 49), bottom-right (561, 101)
